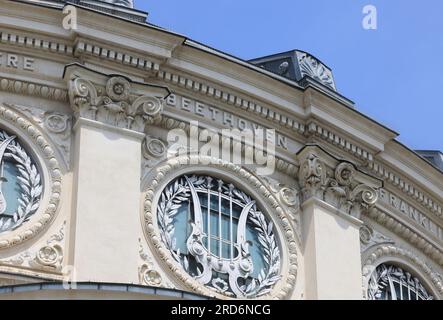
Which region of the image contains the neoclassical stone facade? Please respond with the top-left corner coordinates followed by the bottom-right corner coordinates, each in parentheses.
top-left (0, 0), bottom-right (441, 300)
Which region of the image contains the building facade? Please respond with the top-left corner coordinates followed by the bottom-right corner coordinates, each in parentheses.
top-left (0, 0), bottom-right (441, 300)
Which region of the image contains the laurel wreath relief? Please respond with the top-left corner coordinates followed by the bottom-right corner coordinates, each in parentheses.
top-left (157, 175), bottom-right (280, 298)
top-left (0, 130), bottom-right (42, 233)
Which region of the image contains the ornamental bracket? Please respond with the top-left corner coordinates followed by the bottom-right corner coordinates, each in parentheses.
top-left (64, 64), bottom-right (170, 133)
top-left (297, 144), bottom-right (382, 220)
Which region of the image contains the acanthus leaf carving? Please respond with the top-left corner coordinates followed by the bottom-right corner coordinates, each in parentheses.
top-left (297, 148), bottom-right (380, 219)
top-left (298, 153), bottom-right (327, 201)
top-left (359, 224), bottom-right (394, 253)
top-left (296, 51), bottom-right (336, 90)
top-left (259, 174), bottom-right (301, 230)
top-left (68, 74), bottom-right (165, 133)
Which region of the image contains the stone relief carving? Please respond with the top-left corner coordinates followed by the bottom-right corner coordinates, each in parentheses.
top-left (138, 238), bottom-right (162, 287)
top-left (9, 104), bottom-right (72, 169)
top-left (0, 105), bottom-right (62, 249)
top-left (44, 113), bottom-right (70, 134)
top-left (156, 174), bottom-right (281, 298)
top-left (297, 149), bottom-right (380, 219)
top-left (68, 75), bottom-right (165, 133)
top-left (0, 221), bottom-right (65, 272)
top-left (364, 207), bottom-right (443, 266)
top-left (359, 224), bottom-right (394, 252)
top-left (367, 263), bottom-right (434, 300)
top-left (298, 153), bottom-right (327, 200)
top-left (141, 135), bottom-right (168, 171)
top-left (0, 130), bottom-right (43, 233)
top-left (362, 244), bottom-right (443, 299)
top-left (259, 175), bottom-right (301, 230)
top-left (296, 51), bottom-right (336, 90)
top-left (0, 77), bottom-right (68, 103)
top-left (142, 155), bottom-right (298, 300)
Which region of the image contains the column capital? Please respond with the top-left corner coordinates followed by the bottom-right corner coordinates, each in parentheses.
top-left (296, 144), bottom-right (382, 220)
top-left (64, 63), bottom-right (170, 134)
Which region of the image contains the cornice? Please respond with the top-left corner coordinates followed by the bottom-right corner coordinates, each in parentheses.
top-left (305, 121), bottom-right (374, 162)
top-left (304, 88), bottom-right (398, 150)
top-left (365, 207), bottom-right (443, 266)
top-left (156, 69), bottom-right (306, 135)
top-left (0, 28), bottom-right (160, 75)
top-left (367, 160), bottom-right (442, 220)
top-left (0, 30), bottom-right (73, 56)
top-left (74, 38), bottom-right (160, 74)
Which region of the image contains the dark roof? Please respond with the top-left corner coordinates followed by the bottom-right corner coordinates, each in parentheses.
top-left (416, 150), bottom-right (443, 172)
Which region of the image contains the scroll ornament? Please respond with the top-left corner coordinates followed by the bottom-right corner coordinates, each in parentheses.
top-left (69, 76), bottom-right (164, 133)
top-left (298, 154), bottom-right (378, 219)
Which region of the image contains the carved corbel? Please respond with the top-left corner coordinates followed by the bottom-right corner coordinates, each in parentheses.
top-left (297, 145), bottom-right (382, 219)
top-left (65, 64), bottom-right (169, 134)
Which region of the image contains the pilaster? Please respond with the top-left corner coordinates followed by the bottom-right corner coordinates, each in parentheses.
top-left (64, 64), bottom-right (169, 283)
top-left (297, 145), bottom-right (382, 299)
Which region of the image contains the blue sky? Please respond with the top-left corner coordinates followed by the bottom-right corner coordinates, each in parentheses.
top-left (138, 0), bottom-right (443, 151)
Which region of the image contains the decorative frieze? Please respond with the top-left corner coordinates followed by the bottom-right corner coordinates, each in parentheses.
top-left (149, 114), bottom-right (299, 178)
top-left (158, 71), bottom-right (305, 135)
top-left (164, 93), bottom-right (293, 151)
top-left (367, 160), bottom-right (443, 219)
top-left (0, 52), bottom-right (35, 71)
top-left (378, 188), bottom-right (443, 242)
top-left (0, 77), bottom-right (68, 102)
top-left (365, 207), bottom-right (443, 266)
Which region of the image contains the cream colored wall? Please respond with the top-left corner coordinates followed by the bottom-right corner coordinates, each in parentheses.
top-left (70, 118), bottom-right (144, 283)
top-left (302, 199), bottom-right (363, 299)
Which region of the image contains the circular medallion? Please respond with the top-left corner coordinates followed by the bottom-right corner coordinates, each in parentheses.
top-left (44, 114), bottom-right (68, 133)
top-left (142, 137), bottom-right (166, 159)
top-left (106, 76), bottom-right (130, 102)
